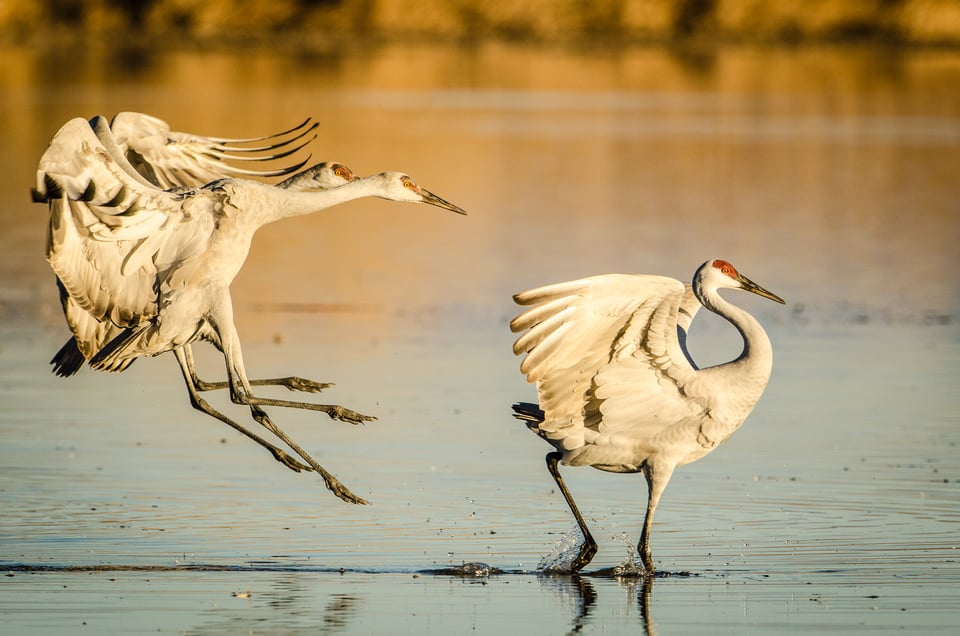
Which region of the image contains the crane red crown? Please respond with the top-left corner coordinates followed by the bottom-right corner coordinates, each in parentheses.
top-left (712, 259), bottom-right (737, 277)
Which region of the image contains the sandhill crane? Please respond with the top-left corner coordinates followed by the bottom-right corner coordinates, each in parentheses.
top-left (44, 115), bottom-right (357, 492)
top-left (34, 115), bottom-right (466, 505)
top-left (510, 259), bottom-right (784, 573)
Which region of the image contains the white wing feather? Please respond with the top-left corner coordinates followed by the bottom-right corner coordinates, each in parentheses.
top-left (511, 274), bottom-right (705, 462)
top-left (109, 112), bottom-right (313, 189)
top-left (38, 118), bottom-right (215, 344)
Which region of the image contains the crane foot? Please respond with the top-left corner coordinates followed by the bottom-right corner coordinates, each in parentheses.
top-left (277, 377), bottom-right (333, 393)
top-left (328, 406), bottom-right (377, 425)
top-left (324, 476), bottom-right (369, 505)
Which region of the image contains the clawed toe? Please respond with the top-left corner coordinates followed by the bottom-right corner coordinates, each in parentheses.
top-left (281, 377), bottom-right (333, 393)
top-left (324, 476), bottom-right (369, 505)
top-left (331, 406), bottom-right (377, 425)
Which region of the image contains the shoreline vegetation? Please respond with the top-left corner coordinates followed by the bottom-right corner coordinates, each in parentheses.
top-left (2, 0), bottom-right (960, 50)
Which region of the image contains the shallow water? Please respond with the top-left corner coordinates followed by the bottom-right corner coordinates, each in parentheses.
top-left (1, 43), bottom-right (958, 633)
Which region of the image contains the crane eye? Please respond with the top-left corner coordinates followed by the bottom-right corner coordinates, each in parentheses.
top-left (713, 259), bottom-right (737, 278)
top-left (334, 167), bottom-right (345, 177)
top-left (402, 179), bottom-right (416, 190)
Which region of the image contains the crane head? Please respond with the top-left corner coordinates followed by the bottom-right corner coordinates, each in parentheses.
top-left (701, 259), bottom-right (785, 304)
top-left (375, 172), bottom-right (467, 215)
top-left (280, 161), bottom-right (357, 190)
top-left (325, 162), bottom-right (357, 185)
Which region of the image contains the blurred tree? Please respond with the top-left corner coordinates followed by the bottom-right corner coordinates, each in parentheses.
top-left (104, 0), bottom-right (161, 25)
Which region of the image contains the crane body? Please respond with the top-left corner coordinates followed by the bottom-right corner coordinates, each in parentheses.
top-left (511, 259), bottom-right (784, 573)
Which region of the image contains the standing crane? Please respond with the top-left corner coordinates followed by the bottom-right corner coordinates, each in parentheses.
top-left (34, 115), bottom-right (466, 505)
top-left (510, 259), bottom-right (784, 573)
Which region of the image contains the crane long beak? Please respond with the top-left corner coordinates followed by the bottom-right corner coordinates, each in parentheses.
top-left (421, 189), bottom-right (467, 215)
top-left (738, 275), bottom-right (786, 304)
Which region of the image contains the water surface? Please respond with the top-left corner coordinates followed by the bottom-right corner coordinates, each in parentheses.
top-left (1, 43), bottom-right (958, 633)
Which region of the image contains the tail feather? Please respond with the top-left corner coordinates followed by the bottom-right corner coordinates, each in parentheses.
top-left (52, 335), bottom-right (138, 376)
top-left (89, 325), bottom-right (146, 372)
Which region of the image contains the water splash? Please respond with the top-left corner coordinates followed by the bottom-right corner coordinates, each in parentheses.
top-left (610, 532), bottom-right (645, 577)
top-left (537, 528), bottom-right (587, 573)
top-left (538, 531), bottom-right (653, 577)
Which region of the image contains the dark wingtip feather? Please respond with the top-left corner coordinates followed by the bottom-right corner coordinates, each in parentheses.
top-left (88, 326), bottom-right (139, 371)
top-left (511, 401), bottom-right (544, 423)
top-left (50, 338), bottom-right (86, 377)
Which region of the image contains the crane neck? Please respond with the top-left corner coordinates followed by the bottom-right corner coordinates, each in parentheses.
top-left (693, 281), bottom-right (773, 377)
top-left (235, 177), bottom-right (388, 227)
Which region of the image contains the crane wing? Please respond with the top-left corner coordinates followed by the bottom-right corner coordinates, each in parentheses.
top-left (108, 112), bottom-right (315, 189)
top-left (52, 280), bottom-right (134, 374)
top-left (36, 117), bottom-right (214, 335)
top-left (511, 274), bottom-right (704, 460)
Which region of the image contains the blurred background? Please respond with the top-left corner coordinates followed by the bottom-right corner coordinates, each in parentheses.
top-left (2, 0), bottom-right (960, 47)
top-left (1, 2), bottom-right (958, 634)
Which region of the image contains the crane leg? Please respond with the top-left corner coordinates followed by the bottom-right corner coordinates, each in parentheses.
top-left (181, 345), bottom-right (334, 394)
top-left (172, 348), bottom-right (312, 474)
top-left (546, 452), bottom-right (598, 572)
top-left (205, 297), bottom-right (375, 425)
top-left (205, 346), bottom-right (375, 425)
top-left (213, 323), bottom-right (370, 505)
top-left (247, 406), bottom-right (369, 505)
top-left (239, 395), bottom-right (376, 425)
top-left (182, 341), bottom-right (372, 424)
top-left (177, 348), bottom-right (368, 504)
top-left (207, 377), bottom-right (333, 393)
top-left (638, 461), bottom-right (673, 575)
